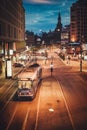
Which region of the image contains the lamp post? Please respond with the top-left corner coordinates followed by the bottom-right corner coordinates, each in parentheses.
top-left (80, 49), bottom-right (82, 72)
top-left (80, 35), bottom-right (84, 72)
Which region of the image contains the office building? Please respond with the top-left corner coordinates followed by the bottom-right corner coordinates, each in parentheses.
top-left (70, 0), bottom-right (87, 44)
top-left (0, 0), bottom-right (25, 57)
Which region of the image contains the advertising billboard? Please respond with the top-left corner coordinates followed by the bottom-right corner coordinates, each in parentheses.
top-left (6, 59), bottom-right (12, 78)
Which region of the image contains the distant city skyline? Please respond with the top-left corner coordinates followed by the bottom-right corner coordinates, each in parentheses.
top-left (23, 0), bottom-right (77, 34)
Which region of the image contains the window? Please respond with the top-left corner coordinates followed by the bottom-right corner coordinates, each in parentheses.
top-left (8, 24), bottom-right (10, 37)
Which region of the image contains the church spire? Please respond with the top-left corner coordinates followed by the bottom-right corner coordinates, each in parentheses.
top-left (58, 12), bottom-right (61, 24)
top-left (54, 12), bottom-right (62, 43)
top-left (55, 12), bottom-right (62, 32)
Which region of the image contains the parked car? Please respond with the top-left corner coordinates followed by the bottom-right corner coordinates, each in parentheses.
top-left (13, 63), bottom-right (24, 67)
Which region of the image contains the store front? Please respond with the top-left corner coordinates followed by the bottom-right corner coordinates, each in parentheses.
top-left (0, 40), bottom-right (26, 76)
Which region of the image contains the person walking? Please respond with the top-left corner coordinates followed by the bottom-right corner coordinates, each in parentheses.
top-left (66, 55), bottom-right (71, 64)
top-left (50, 62), bottom-right (54, 76)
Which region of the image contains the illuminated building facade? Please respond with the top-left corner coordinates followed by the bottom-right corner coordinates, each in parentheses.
top-left (70, 0), bottom-right (87, 43)
top-left (61, 25), bottom-right (70, 45)
top-left (0, 0), bottom-right (25, 57)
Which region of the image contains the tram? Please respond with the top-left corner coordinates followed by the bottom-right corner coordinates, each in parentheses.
top-left (17, 63), bottom-right (42, 100)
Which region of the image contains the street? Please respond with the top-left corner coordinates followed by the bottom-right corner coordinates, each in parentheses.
top-left (0, 52), bottom-right (87, 130)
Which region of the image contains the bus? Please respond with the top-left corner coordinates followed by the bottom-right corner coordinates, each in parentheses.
top-left (17, 63), bottom-right (42, 100)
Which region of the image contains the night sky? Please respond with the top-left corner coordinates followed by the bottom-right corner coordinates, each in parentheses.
top-left (23, 0), bottom-right (77, 34)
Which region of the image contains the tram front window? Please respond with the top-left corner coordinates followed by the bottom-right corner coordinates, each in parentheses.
top-left (18, 80), bottom-right (32, 89)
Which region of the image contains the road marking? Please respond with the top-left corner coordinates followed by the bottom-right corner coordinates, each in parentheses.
top-left (6, 104), bottom-right (18, 130)
top-left (49, 108), bottom-right (54, 112)
top-left (55, 77), bottom-right (76, 130)
top-left (2, 89), bottom-right (17, 112)
top-left (22, 107), bottom-right (30, 130)
top-left (0, 80), bottom-right (16, 100)
top-left (34, 88), bottom-right (41, 130)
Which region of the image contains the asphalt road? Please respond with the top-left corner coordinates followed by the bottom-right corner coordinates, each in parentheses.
top-left (0, 52), bottom-right (87, 130)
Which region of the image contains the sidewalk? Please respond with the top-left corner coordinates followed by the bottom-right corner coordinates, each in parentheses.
top-left (62, 58), bottom-right (87, 72)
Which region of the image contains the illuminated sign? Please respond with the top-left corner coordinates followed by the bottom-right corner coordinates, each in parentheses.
top-left (6, 59), bottom-right (12, 78)
top-left (84, 56), bottom-right (87, 60)
top-left (9, 49), bottom-right (13, 55)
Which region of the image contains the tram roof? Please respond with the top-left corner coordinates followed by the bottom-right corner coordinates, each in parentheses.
top-left (18, 71), bottom-right (37, 80)
top-left (18, 63), bottom-right (41, 80)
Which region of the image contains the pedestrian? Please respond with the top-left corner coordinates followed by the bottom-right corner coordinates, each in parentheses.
top-left (66, 55), bottom-right (71, 64)
top-left (50, 62), bottom-right (54, 76)
top-left (68, 55), bottom-right (71, 64)
top-left (44, 57), bottom-right (47, 64)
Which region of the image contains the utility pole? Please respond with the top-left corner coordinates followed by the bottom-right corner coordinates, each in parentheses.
top-left (80, 49), bottom-right (82, 72)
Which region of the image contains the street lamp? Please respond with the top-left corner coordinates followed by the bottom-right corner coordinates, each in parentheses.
top-left (80, 49), bottom-right (82, 72)
top-left (80, 35), bottom-right (84, 72)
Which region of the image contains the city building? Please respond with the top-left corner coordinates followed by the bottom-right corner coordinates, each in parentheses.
top-left (0, 0), bottom-right (25, 74)
top-left (70, 0), bottom-right (87, 45)
top-left (54, 12), bottom-right (62, 44)
top-left (0, 0), bottom-right (25, 58)
top-left (61, 25), bottom-right (70, 45)
top-left (25, 31), bottom-right (35, 46)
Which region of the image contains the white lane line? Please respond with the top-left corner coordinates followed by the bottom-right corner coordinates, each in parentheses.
top-left (34, 89), bottom-right (41, 130)
top-left (0, 88), bottom-right (17, 115)
top-left (22, 107), bottom-right (30, 130)
top-left (2, 89), bottom-right (17, 111)
top-left (6, 104), bottom-right (18, 130)
top-left (0, 80), bottom-right (16, 99)
top-left (55, 77), bottom-right (76, 130)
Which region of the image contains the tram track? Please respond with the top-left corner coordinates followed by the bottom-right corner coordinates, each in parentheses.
top-left (0, 55), bottom-right (86, 130)
top-left (22, 107), bottom-right (31, 130)
top-left (0, 72), bottom-right (19, 111)
top-left (0, 80), bottom-right (17, 100)
top-left (39, 56), bottom-right (76, 129)
top-left (39, 54), bottom-right (77, 130)
top-left (54, 76), bottom-right (76, 130)
top-left (3, 82), bottom-right (42, 130)
top-left (32, 73), bottom-right (77, 130)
